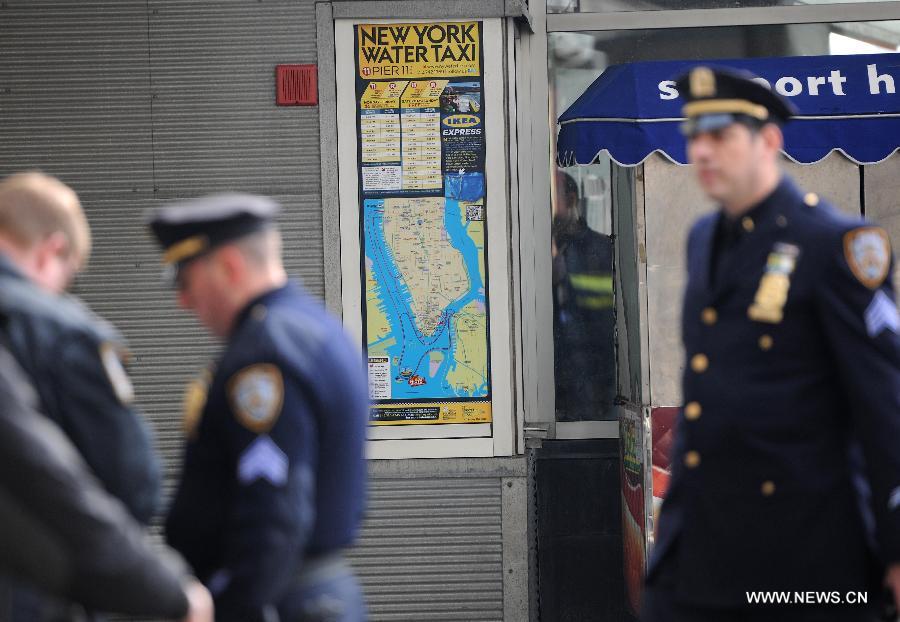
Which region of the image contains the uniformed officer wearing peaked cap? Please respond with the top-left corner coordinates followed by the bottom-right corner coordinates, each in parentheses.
top-left (148, 194), bottom-right (370, 622)
top-left (643, 66), bottom-right (900, 621)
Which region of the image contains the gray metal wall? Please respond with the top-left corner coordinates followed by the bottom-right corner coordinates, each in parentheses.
top-left (0, 2), bottom-right (524, 620)
top-left (357, 476), bottom-right (504, 620)
top-left (353, 462), bottom-right (518, 622)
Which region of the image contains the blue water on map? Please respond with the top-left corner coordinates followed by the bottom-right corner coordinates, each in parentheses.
top-left (365, 193), bottom-right (488, 399)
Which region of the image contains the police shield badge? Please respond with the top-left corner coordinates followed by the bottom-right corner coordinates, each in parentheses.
top-left (689, 67), bottom-right (716, 98)
top-left (844, 227), bottom-right (891, 289)
top-left (99, 342), bottom-right (134, 405)
top-left (748, 243), bottom-right (800, 324)
top-left (228, 364), bottom-right (284, 433)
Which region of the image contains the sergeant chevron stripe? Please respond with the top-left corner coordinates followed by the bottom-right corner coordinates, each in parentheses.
top-left (889, 486), bottom-right (900, 512)
top-left (237, 435), bottom-right (288, 486)
top-left (864, 290), bottom-right (899, 338)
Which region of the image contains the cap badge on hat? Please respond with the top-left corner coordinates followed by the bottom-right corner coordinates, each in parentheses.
top-left (163, 234), bottom-right (209, 265)
top-left (690, 67), bottom-right (716, 98)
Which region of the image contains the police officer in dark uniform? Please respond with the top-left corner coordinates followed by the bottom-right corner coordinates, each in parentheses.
top-left (0, 337), bottom-right (213, 622)
top-left (148, 194), bottom-right (369, 622)
top-left (643, 67), bottom-right (900, 621)
top-left (0, 172), bottom-right (162, 620)
top-left (0, 172), bottom-right (160, 524)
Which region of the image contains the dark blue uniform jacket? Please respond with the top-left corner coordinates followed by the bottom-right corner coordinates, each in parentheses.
top-left (0, 255), bottom-right (160, 524)
top-left (165, 282), bottom-right (369, 621)
top-left (0, 340), bottom-right (190, 621)
top-left (648, 177), bottom-right (900, 606)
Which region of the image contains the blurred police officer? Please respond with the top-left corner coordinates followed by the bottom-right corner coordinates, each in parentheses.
top-left (0, 172), bottom-right (160, 522)
top-left (148, 195), bottom-right (369, 622)
top-left (0, 337), bottom-right (213, 622)
top-left (0, 172), bottom-right (162, 620)
top-left (551, 170), bottom-right (616, 421)
top-left (644, 67), bottom-right (900, 622)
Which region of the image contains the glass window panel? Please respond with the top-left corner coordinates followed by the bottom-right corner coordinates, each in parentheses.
top-left (552, 161), bottom-right (617, 421)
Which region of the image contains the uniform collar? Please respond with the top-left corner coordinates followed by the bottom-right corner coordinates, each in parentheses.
top-left (0, 253), bottom-right (29, 282)
top-left (231, 282), bottom-right (297, 334)
top-left (717, 176), bottom-right (797, 241)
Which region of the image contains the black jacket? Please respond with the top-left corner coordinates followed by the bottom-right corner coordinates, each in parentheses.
top-left (0, 341), bottom-right (189, 620)
top-left (0, 255), bottom-right (160, 523)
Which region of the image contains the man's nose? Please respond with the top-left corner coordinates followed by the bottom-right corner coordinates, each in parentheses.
top-left (689, 135), bottom-right (713, 158)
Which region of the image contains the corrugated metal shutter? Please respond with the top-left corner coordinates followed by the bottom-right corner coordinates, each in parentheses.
top-left (147, 0), bottom-right (324, 296)
top-left (0, 1), bottom-right (155, 195)
top-left (349, 477), bottom-right (505, 621)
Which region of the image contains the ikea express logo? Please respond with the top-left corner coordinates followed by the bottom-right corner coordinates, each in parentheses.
top-left (442, 114), bottom-right (480, 128)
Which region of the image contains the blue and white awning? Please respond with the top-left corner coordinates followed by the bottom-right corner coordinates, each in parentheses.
top-left (557, 53), bottom-right (900, 167)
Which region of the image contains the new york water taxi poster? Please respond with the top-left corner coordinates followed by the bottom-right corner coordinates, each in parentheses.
top-left (354, 22), bottom-right (492, 426)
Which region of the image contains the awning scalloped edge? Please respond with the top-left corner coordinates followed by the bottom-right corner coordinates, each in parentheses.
top-left (556, 146), bottom-right (900, 169)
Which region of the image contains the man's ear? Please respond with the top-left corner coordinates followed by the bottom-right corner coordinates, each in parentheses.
top-left (218, 244), bottom-right (246, 285)
top-left (35, 232), bottom-right (69, 270)
top-left (760, 123), bottom-right (784, 155)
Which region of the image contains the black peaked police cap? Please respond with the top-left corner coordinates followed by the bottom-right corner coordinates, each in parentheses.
top-left (146, 193), bottom-right (281, 282)
top-left (675, 66), bottom-right (797, 136)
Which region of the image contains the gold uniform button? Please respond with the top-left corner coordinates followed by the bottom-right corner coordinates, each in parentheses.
top-left (701, 307), bottom-right (717, 325)
top-left (684, 451), bottom-right (701, 469)
top-left (776, 215), bottom-right (788, 228)
top-left (758, 335), bottom-right (774, 351)
top-left (684, 402), bottom-right (702, 421)
top-left (761, 481), bottom-right (776, 496)
top-left (690, 354), bottom-right (709, 373)
top-left (741, 216), bottom-right (755, 233)
top-left (804, 192), bottom-right (819, 207)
